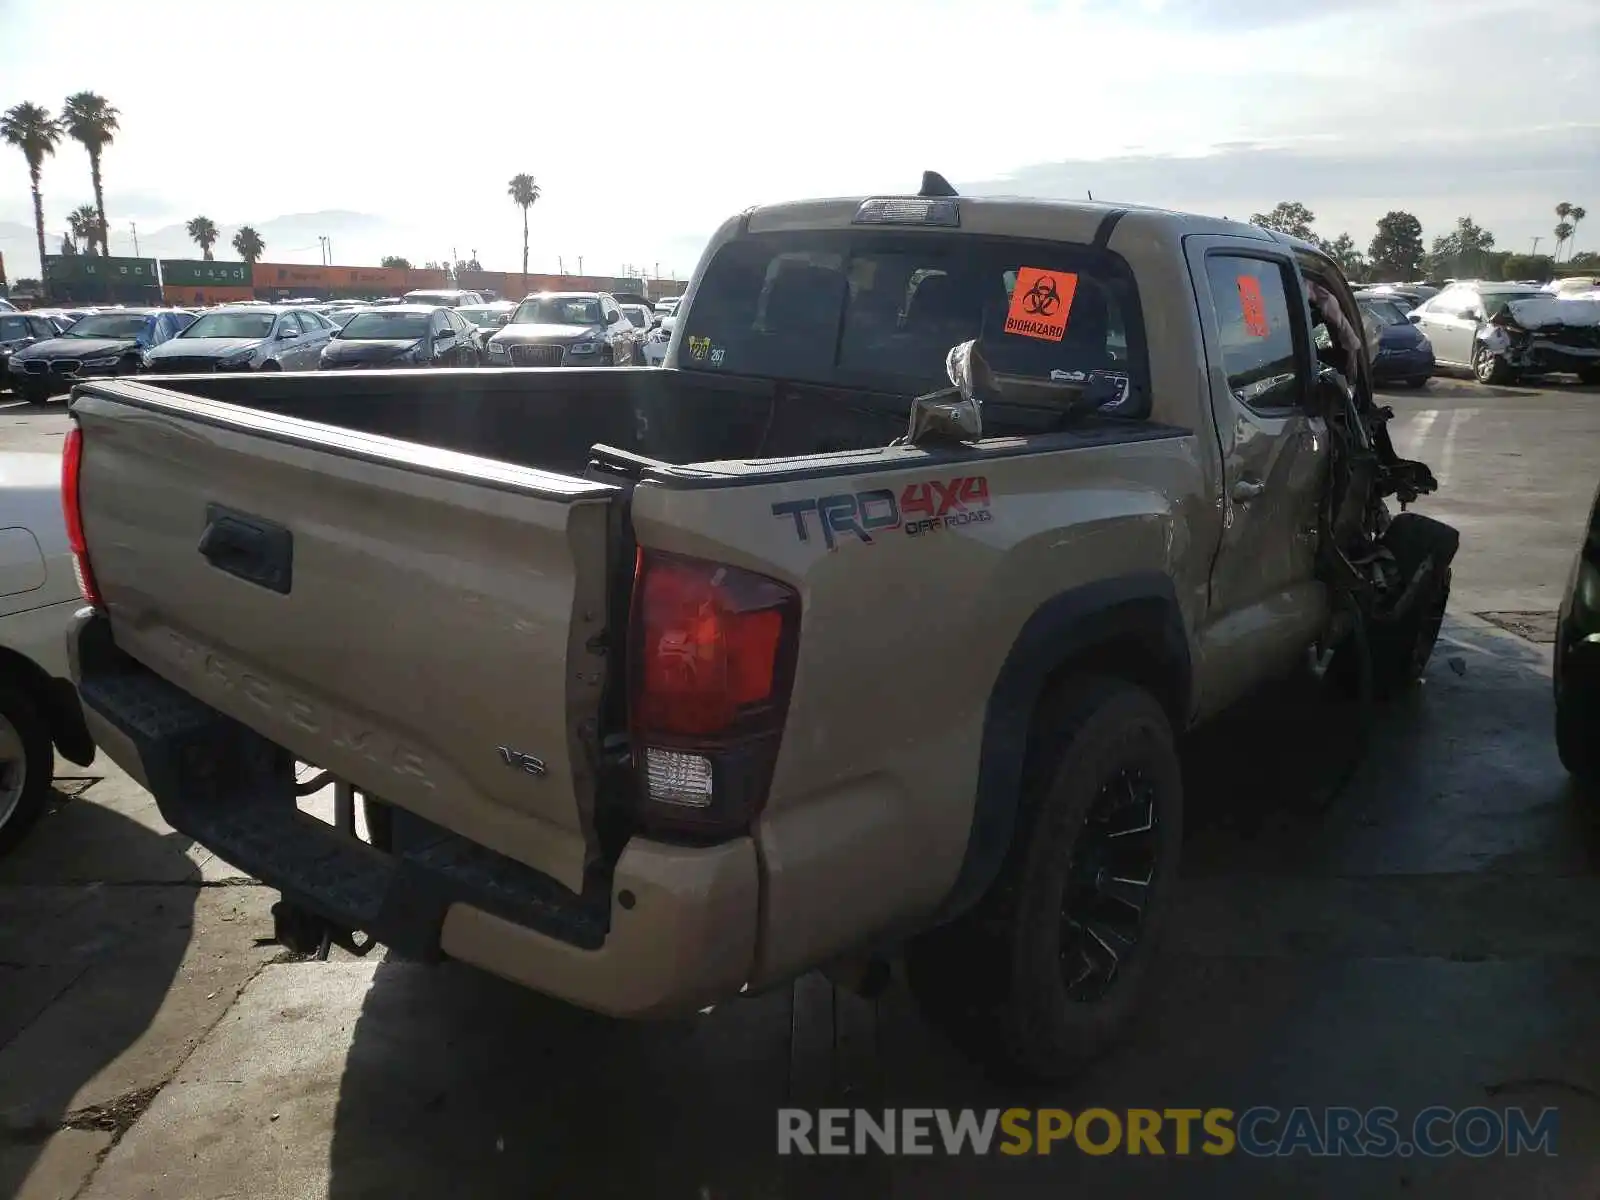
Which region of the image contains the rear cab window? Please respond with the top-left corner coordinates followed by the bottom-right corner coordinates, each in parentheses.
top-left (1202, 255), bottom-right (1309, 411)
top-left (675, 229), bottom-right (1151, 418)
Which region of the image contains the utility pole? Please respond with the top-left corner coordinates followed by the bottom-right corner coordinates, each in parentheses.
top-left (130, 221), bottom-right (140, 256)
top-left (577, 256), bottom-right (583, 275)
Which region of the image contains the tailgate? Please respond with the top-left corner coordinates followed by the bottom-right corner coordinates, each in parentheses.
top-left (70, 382), bottom-right (618, 892)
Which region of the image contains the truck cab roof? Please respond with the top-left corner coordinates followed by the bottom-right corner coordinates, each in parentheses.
top-left (740, 191), bottom-right (1279, 251)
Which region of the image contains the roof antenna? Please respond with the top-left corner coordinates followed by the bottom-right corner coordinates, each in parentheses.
top-left (919, 171), bottom-right (959, 198)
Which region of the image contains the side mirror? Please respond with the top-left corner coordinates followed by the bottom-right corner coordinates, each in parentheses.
top-left (495, 313), bottom-right (510, 326)
top-left (1407, 312), bottom-right (1423, 324)
top-left (903, 339), bottom-right (993, 447)
top-left (436, 328), bottom-right (454, 340)
top-left (278, 327), bottom-right (299, 339)
top-left (946, 339), bottom-right (1002, 406)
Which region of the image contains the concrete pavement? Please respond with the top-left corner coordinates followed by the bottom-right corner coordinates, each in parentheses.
top-left (2, 381), bottom-right (1599, 1198)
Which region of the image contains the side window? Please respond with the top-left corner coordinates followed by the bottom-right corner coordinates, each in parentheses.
top-left (0, 315), bottom-right (29, 340)
top-left (431, 311), bottom-right (452, 337)
top-left (28, 316), bottom-right (55, 339)
top-left (1204, 255), bottom-right (1305, 411)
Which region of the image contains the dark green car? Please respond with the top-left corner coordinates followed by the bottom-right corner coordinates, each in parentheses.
top-left (1557, 478), bottom-right (1600, 785)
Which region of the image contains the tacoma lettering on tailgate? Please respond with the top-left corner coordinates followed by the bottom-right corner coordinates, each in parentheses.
top-left (163, 629), bottom-right (437, 789)
top-left (771, 476), bottom-right (992, 548)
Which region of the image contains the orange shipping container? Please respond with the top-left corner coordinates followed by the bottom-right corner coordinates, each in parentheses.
top-left (340, 266), bottom-right (407, 292)
top-left (252, 262), bottom-right (337, 294)
top-left (403, 268), bottom-right (451, 291)
top-left (165, 284), bottom-right (253, 307)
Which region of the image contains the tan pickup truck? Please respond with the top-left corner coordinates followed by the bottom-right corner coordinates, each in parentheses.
top-left (63, 176), bottom-right (1458, 1080)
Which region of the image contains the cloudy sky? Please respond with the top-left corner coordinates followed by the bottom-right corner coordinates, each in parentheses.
top-left (1, 0), bottom-right (1595, 281)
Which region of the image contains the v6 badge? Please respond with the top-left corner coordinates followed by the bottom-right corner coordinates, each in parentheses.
top-left (496, 745), bottom-right (547, 777)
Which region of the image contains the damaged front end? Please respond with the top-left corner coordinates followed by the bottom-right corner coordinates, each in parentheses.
top-left (1311, 367), bottom-right (1460, 695)
top-left (1477, 297), bottom-right (1600, 383)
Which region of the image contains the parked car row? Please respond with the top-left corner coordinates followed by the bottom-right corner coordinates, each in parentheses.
top-left (1347, 279), bottom-right (1600, 389)
top-left (1406, 281), bottom-right (1600, 386)
top-left (1, 286), bottom-right (695, 400)
top-left (5, 307), bottom-right (197, 404)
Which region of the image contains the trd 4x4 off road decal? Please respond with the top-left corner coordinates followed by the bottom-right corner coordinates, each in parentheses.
top-left (771, 476), bottom-right (992, 549)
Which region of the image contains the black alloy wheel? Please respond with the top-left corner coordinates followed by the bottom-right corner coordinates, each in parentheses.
top-left (1059, 766), bottom-right (1159, 1003)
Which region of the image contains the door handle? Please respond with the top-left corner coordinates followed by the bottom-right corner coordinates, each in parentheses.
top-left (1231, 478), bottom-right (1266, 502)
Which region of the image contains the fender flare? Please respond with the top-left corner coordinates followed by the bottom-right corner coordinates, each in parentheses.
top-left (930, 571), bottom-right (1192, 923)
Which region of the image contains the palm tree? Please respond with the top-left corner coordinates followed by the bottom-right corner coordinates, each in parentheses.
top-left (507, 173), bottom-right (541, 278)
top-left (1555, 221), bottom-right (1574, 262)
top-left (61, 93), bottom-right (119, 261)
top-left (1555, 202), bottom-right (1573, 261)
top-left (68, 203), bottom-right (101, 254)
top-left (1568, 206), bottom-right (1587, 260)
top-left (186, 215), bottom-right (219, 260)
top-left (0, 103), bottom-right (63, 287)
top-left (231, 226), bottom-right (265, 264)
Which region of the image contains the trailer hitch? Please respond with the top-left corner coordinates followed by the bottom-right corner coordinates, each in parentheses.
top-left (270, 899), bottom-right (379, 961)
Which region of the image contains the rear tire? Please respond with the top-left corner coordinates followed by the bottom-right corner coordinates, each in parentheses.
top-left (259, 360), bottom-right (281, 372)
top-left (0, 682), bottom-right (54, 858)
top-left (1579, 366), bottom-right (1600, 387)
top-left (1406, 376), bottom-right (1430, 389)
top-left (904, 675), bottom-right (1183, 1082)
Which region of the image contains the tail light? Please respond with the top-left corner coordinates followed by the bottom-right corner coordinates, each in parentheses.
top-left (60, 425), bottom-right (104, 608)
top-left (629, 549), bottom-right (801, 838)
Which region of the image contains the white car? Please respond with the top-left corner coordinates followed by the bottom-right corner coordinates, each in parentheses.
top-left (619, 303), bottom-right (654, 364)
top-left (0, 448), bottom-right (96, 855)
top-left (403, 289), bottom-right (485, 307)
top-left (643, 312), bottom-right (676, 366)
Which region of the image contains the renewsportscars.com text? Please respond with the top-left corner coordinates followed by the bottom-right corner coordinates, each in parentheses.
top-left (777, 1106), bottom-right (1559, 1158)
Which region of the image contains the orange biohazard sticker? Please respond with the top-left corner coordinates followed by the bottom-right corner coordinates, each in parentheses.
top-left (1005, 268), bottom-right (1078, 342)
top-left (1237, 275), bottom-right (1271, 338)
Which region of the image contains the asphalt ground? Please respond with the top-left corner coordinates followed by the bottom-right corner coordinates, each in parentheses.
top-left (1, 374), bottom-right (1598, 1199)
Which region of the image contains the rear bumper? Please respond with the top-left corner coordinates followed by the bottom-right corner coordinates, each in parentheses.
top-left (69, 610), bottom-right (758, 1017)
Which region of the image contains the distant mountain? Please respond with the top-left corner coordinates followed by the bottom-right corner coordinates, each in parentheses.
top-left (102, 210), bottom-right (388, 265)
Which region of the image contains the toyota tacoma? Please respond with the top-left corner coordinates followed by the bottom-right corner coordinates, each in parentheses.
top-left (62, 175), bottom-right (1456, 1079)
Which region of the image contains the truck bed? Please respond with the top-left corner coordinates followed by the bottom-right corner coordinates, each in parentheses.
top-left (131, 366), bottom-right (914, 474)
